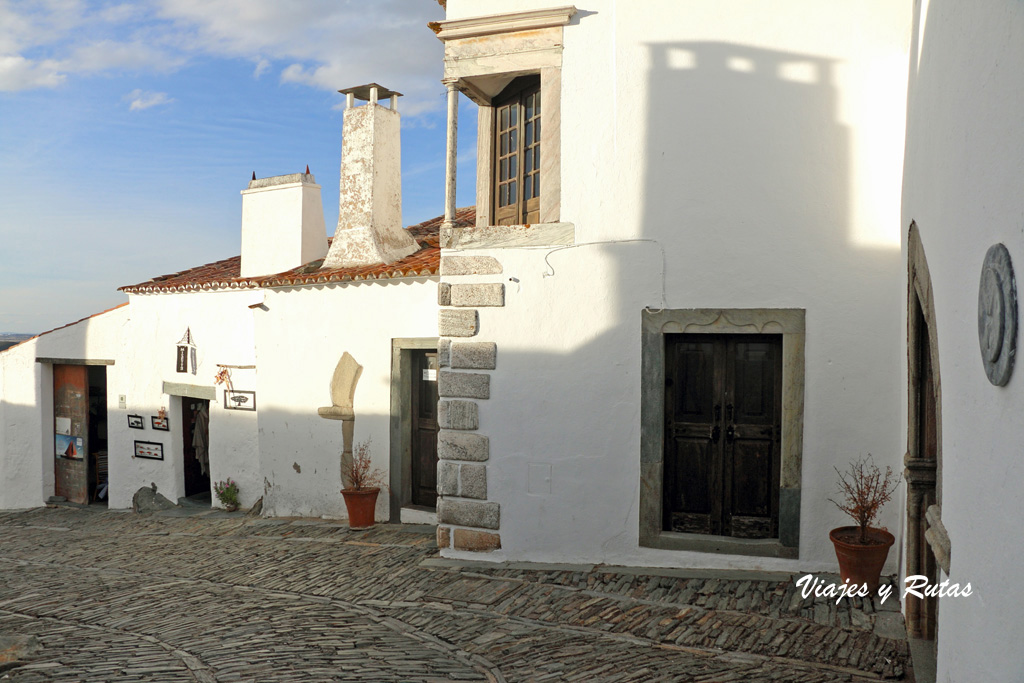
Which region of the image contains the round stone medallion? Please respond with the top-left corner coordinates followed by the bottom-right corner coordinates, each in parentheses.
top-left (977, 243), bottom-right (1017, 386)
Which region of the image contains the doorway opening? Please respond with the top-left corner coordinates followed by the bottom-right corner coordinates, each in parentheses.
top-left (389, 338), bottom-right (440, 523)
top-left (906, 223), bottom-right (942, 672)
top-left (182, 397), bottom-right (211, 502)
top-left (53, 364), bottom-right (108, 506)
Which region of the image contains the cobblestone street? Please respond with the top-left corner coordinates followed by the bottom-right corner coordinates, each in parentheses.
top-left (0, 507), bottom-right (911, 682)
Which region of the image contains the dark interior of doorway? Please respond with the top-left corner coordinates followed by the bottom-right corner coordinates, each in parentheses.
top-left (182, 397), bottom-right (211, 500)
top-left (87, 366), bottom-right (108, 506)
top-left (410, 349), bottom-right (439, 509)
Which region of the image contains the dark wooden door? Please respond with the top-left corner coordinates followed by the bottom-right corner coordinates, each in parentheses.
top-left (410, 350), bottom-right (439, 508)
top-left (53, 365), bottom-right (89, 504)
top-left (182, 398), bottom-right (210, 497)
top-left (663, 335), bottom-right (782, 538)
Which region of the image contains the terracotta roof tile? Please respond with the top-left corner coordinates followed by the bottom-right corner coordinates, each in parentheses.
top-left (119, 207), bottom-right (474, 294)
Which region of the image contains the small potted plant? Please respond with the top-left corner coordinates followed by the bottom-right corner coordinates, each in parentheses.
top-left (214, 478), bottom-right (240, 512)
top-left (828, 455), bottom-right (902, 592)
top-left (341, 438), bottom-right (386, 529)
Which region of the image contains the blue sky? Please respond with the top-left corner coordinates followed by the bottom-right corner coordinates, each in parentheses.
top-left (0, 0), bottom-right (477, 334)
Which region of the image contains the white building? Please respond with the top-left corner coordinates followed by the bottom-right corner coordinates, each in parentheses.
top-left (431, 0), bottom-right (911, 571)
top-left (3, 2), bottom-right (1022, 678)
top-left (0, 86), bottom-right (466, 525)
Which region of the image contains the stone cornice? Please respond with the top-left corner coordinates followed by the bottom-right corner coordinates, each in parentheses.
top-left (431, 6), bottom-right (577, 41)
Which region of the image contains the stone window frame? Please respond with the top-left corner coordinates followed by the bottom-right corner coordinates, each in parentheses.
top-left (640, 308), bottom-right (805, 559)
top-left (433, 6), bottom-right (575, 238)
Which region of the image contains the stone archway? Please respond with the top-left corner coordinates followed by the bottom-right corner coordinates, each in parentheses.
top-left (905, 222), bottom-right (942, 642)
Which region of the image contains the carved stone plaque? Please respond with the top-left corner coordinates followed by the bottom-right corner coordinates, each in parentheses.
top-left (978, 243), bottom-right (1017, 386)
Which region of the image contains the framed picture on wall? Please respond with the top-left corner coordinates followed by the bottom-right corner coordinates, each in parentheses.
top-left (127, 414), bottom-right (144, 430)
top-left (134, 441), bottom-right (164, 460)
top-left (224, 389), bottom-right (256, 411)
top-left (151, 415), bottom-right (169, 431)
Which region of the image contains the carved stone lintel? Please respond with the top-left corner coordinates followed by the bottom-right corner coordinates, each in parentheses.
top-left (924, 504), bottom-right (951, 575)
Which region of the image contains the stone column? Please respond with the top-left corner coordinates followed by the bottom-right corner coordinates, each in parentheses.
top-left (441, 79), bottom-right (459, 247)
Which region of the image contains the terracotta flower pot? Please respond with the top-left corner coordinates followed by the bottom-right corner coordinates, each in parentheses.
top-left (829, 526), bottom-right (895, 593)
top-left (341, 487), bottom-right (380, 529)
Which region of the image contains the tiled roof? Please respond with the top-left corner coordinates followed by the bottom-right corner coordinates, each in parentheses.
top-left (119, 207), bottom-right (475, 294)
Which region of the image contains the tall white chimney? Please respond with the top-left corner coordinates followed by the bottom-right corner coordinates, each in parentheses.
top-left (321, 83), bottom-right (418, 269)
top-left (240, 171), bottom-right (328, 278)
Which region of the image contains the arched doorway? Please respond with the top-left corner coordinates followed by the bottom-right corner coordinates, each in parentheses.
top-left (905, 222), bottom-right (941, 647)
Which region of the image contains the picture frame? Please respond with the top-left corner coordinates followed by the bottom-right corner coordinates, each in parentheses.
top-left (151, 415), bottom-right (169, 431)
top-left (127, 414), bottom-right (145, 430)
top-left (134, 440), bottom-right (164, 460)
top-left (224, 389), bottom-right (256, 411)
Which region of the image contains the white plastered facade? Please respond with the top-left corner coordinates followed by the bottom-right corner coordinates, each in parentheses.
top-left (436, 0), bottom-right (912, 571)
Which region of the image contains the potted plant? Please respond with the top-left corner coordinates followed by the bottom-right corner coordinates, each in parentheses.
top-left (214, 478), bottom-right (240, 512)
top-left (341, 438), bottom-right (386, 529)
top-left (828, 455), bottom-right (901, 593)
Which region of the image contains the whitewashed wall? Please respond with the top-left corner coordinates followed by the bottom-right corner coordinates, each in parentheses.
top-left (442, 0), bottom-right (911, 570)
top-left (0, 305), bottom-right (128, 509)
top-left (254, 278), bottom-right (437, 519)
top-left (109, 292), bottom-right (261, 510)
top-left (902, 1), bottom-right (1024, 680)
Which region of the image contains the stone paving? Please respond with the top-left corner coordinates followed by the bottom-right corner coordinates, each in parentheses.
top-left (0, 506), bottom-right (911, 682)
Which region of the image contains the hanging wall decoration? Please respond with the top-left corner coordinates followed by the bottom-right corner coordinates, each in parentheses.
top-left (224, 389), bottom-right (256, 411)
top-left (134, 441), bottom-right (164, 460)
top-left (977, 243), bottom-right (1017, 386)
top-left (127, 414), bottom-right (144, 429)
top-left (176, 328), bottom-right (198, 374)
top-left (151, 415), bottom-right (169, 431)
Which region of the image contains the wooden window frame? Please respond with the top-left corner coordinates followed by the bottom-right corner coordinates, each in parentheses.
top-left (492, 75), bottom-right (542, 226)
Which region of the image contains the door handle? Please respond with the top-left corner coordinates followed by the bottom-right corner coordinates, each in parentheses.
top-left (726, 425), bottom-right (735, 443)
top-left (713, 404), bottom-right (721, 421)
top-left (726, 404), bottom-right (734, 421)
top-left (711, 425), bottom-right (721, 443)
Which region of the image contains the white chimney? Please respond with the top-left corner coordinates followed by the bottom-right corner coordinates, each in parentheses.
top-left (240, 171), bottom-right (328, 278)
top-left (321, 83), bottom-right (418, 269)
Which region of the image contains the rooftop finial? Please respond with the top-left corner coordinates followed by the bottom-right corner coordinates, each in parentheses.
top-left (251, 171), bottom-right (256, 181)
top-left (305, 164), bottom-right (310, 175)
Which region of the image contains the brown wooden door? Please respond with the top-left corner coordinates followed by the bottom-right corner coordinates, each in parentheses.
top-left (663, 335), bottom-right (782, 538)
top-left (182, 398), bottom-right (210, 497)
top-left (53, 365), bottom-right (89, 504)
top-left (410, 350), bottom-right (439, 508)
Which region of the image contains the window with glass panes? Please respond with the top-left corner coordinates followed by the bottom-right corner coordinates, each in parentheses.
top-left (493, 76), bottom-right (541, 225)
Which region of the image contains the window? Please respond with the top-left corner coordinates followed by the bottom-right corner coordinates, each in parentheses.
top-left (493, 76), bottom-right (541, 225)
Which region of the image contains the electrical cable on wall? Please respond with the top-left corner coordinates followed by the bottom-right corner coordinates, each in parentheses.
top-left (536, 239), bottom-right (668, 312)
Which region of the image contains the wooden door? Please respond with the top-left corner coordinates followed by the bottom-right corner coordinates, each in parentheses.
top-left (53, 365), bottom-right (89, 504)
top-left (663, 335), bottom-right (782, 538)
top-left (410, 350), bottom-right (439, 508)
top-left (182, 398), bottom-right (210, 497)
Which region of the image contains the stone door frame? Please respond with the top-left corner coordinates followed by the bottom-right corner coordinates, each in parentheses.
top-left (389, 337), bottom-right (439, 522)
top-left (905, 222), bottom-right (942, 640)
top-left (640, 308), bottom-right (805, 558)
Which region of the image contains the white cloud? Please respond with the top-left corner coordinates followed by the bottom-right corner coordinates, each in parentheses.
top-left (252, 57), bottom-right (269, 78)
top-left (0, 0), bottom-right (447, 117)
top-left (0, 55), bottom-right (65, 90)
top-left (125, 88), bottom-right (173, 111)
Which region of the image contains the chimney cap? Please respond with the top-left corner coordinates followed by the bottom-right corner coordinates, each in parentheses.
top-left (337, 83), bottom-right (403, 101)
